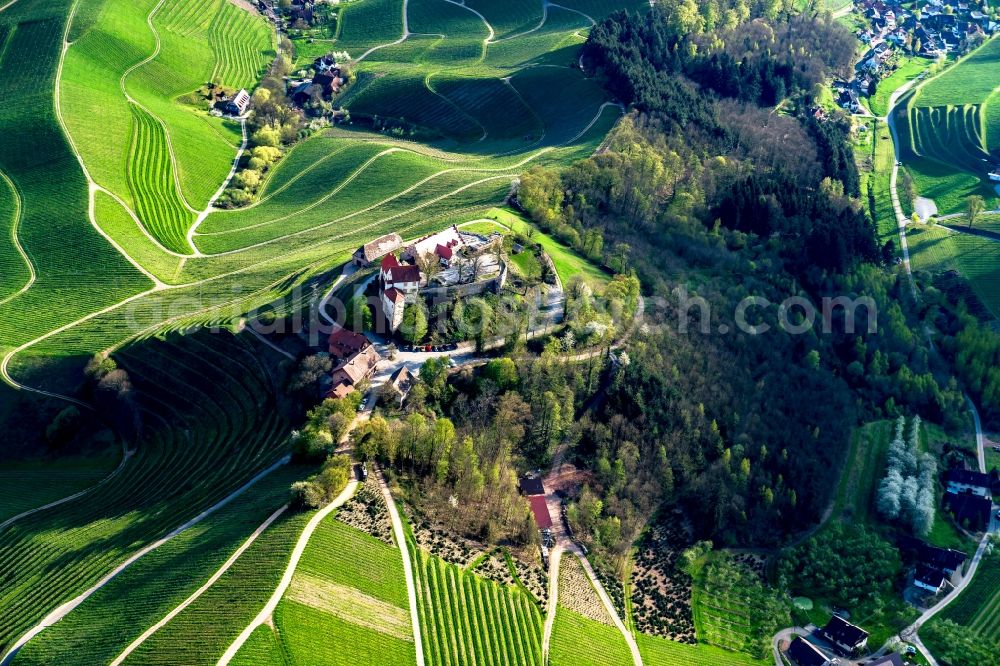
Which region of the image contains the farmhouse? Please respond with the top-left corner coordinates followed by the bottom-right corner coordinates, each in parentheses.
top-left (386, 365), bottom-right (416, 406)
top-left (787, 637), bottom-right (831, 666)
top-left (352, 232), bottom-right (402, 267)
top-left (944, 491), bottom-right (992, 530)
top-left (945, 468), bottom-right (992, 497)
top-left (820, 615), bottom-right (868, 655)
top-left (898, 535), bottom-right (967, 581)
top-left (914, 563), bottom-right (947, 593)
top-left (225, 88), bottom-right (251, 116)
top-left (328, 327), bottom-right (371, 361)
top-left (328, 344), bottom-right (380, 399)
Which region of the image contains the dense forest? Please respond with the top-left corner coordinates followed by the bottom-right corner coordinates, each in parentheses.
top-left (511, 0), bottom-right (970, 555)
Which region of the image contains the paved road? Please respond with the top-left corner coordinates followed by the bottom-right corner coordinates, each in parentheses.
top-left (217, 478), bottom-right (359, 666)
top-left (772, 626), bottom-right (810, 666)
top-left (882, 77), bottom-right (996, 666)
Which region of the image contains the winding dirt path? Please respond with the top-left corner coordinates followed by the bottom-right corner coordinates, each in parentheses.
top-left (0, 442), bottom-right (131, 534)
top-left (0, 455), bottom-right (292, 666)
top-left (0, 168), bottom-right (34, 308)
top-left (216, 478), bottom-right (359, 666)
top-left (109, 504), bottom-right (290, 666)
top-left (375, 465), bottom-right (426, 666)
top-left (353, 0), bottom-right (410, 63)
top-left (186, 118), bottom-right (249, 254)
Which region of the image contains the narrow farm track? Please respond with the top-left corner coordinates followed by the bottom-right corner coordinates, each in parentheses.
top-left (216, 480), bottom-right (360, 666)
top-left (489, 0), bottom-right (549, 43)
top-left (443, 0), bottom-right (496, 42)
top-left (108, 504), bottom-right (289, 665)
top-left (186, 117), bottom-right (248, 250)
top-left (377, 465), bottom-right (426, 666)
top-left (354, 0), bottom-right (411, 63)
top-left (0, 441), bottom-right (130, 535)
top-left (0, 455), bottom-right (291, 666)
top-left (0, 168), bottom-right (35, 308)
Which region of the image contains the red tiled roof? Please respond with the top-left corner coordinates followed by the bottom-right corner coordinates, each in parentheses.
top-left (380, 253), bottom-right (400, 270)
top-left (384, 287), bottom-right (404, 303)
top-left (435, 244), bottom-right (453, 260)
top-left (529, 496), bottom-right (552, 530)
top-left (385, 265), bottom-right (421, 284)
top-left (328, 327), bottom-right (370, 359)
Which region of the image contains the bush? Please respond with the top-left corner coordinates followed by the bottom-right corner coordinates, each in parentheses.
top-left (290, 454), bottom-right (354, 509)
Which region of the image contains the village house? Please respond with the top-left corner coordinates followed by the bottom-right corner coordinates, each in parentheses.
top-left (352, 232), bottom-right (402, 267)
top-left (328, 344), bottom-right (380, 399)
top-left (944, 491), bottom-right (992, 530)
top-left (224, 89), bottom-right (251, 116)
top-left (898, 535), bottom-right (968, 588)
top-left (914, 563), bottom-right (947, 593)
top-left (386, 365), bottom-right (416, 406)
top-left (325, 327), bottom-right (381, 399)
top-left (945, 468), bottom-right (992, 497)
top-left (820, 616), bottom-right (869, 656)
top-left (787, 637), bottom-right (831, 666)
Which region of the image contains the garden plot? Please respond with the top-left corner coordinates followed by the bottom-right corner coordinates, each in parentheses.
top-left (630, 517), bottom-right (697, 643)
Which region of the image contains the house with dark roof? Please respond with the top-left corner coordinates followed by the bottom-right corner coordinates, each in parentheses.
top-left (914, 563), bottom-right (947, 593)
top-left (224, 88), bottom-right (251, 116)
top-left (868, 654), bottom-right (904, 666)
top-left (787, 637), bottom-right (831, 666)
top-left (519, 476), bottom-right (545, 497)
top-left (386, 365), bottom-right (416, 406)
top-left (897, 535), bottom-right (968, 585)
top-left (944, 491), bottom-right (992, 530)
top-left (945, 468), bottom-right (992, 497)
top-left (820, 615), bottom-right (869, 655)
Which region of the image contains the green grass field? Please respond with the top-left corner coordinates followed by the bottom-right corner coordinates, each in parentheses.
top-left (914, 36), bottom-right (1000, 107)
top-left (907, 224), bottom-right (1000, 318)
top-left (0, 452), bottom-right (119, 524)
top-left (550, 608), bottom-right (632, 666)
top-left (870, 57), bottom-right (931, 117)
top-left (479, 208), bottom-right (612, 290)
top-left (0, 0), bottom-right (631, 659)
top-left (636, 633), bottom-right (766, 665)
top-left (229, 506), bottom-right (417, 666)
top-left (11, 465), bottom-right (310, 665)
top-left (896, 36), bottom-right (1000, 221)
